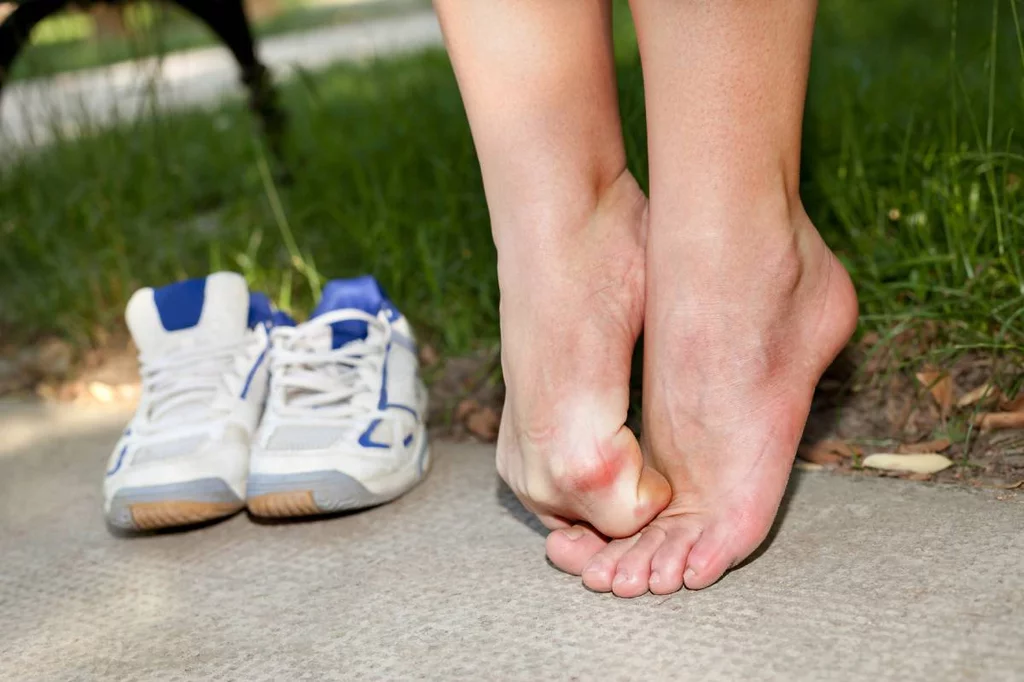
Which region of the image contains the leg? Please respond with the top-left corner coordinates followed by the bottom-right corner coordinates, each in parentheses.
top-left (173, 0), bottom-right (286, 159)
top-left (434, 0), bottom-right (670, 537)
top-left (548, 0), bottom-right (858, 595)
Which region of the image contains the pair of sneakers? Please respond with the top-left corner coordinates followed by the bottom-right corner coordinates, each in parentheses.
top-left (102, 272), bottom-right (431, 531)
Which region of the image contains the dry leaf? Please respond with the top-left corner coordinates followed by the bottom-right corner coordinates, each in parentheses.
top-left (92, 324), bottom-right (111, 348)
top-left (997, 480), bottom-right (1024, 490)
top-left (862, 453), bottom-right (954, 474)
top-left (915, 366), bottom-right (954, 418)
top-left (83, 349), bottom-right (104, 370)
top-left (797, 439), bottom-right (859, 466)
top-left (973, 412), bottom-right (1024, 431)
top-left (87, 381), bottom-right (115, 404)
top-left (859, 331), bottom-right (880, 348)
top-left (466, 407), bottom-right (500, 441)
top-left (956, 382), bottom-right (1002, 408)
top-left (794, 461), bottom-right (825, 472)
top-left (454, 398), bottom-right (480, 423)
top-left (59, 381), bottom-right (84, 402)
top-left (35, 382), bottom-right (58, 402)
top-left (419, 344), bottom-right (440, 368)
top-left (897, 437), bottom-right (952, 454)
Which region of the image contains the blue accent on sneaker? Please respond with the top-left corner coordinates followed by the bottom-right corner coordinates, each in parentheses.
top-left (271, 310), bottom-right (297, 327)
top-left (391, 404), bottom-right (418, 418)
top-left (376, 342), bottom-right (418, 418)
top-left (313, 277), bottom-right (418, 417)
top-left (381, 300), bottom-right (401, 323)
top-left (378, 345), bottom-right (389, 410)
top-left (240, 346), bottom-right (268, 399)
top-left (106, 444), bottom-right (128, 476)
top-left (247, 292), bottom-right (274, 328)
top-left (152, 277), bottom-right (206, 332)
top-left (357, 418), bottom-right (391, 449)
top-left (402, 433), bottom-right (414, 447)
top-left (312, 276), bottom-right (391, 349)
top-left (249, 292), bottom-right (297, 329)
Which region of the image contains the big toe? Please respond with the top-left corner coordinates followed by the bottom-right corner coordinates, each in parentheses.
top-left (580, 427), bottom-right (671, 538)
top-left (546, 525), bottom-right (607, 575)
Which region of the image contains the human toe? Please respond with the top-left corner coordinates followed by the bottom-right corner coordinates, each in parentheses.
top-left (581, 534), bottom-right (640, 593)
top-left (546, 524), bottom-right (608, 575)
top-left (649, 522), bottom-right (703, 595)
top-left (610, 525), bottom-right (668, 598)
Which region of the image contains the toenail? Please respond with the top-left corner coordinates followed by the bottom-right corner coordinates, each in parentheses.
top-left (684, 568), bottom-right (697, 583)
top-left (561, 527), bottom-right (584, 541)
top-left (583, 559), bottom-right (608, 575)
top-left (649, 571), bottom-right (661, 587)
top-left (613, 571), bottom-right (630, 586)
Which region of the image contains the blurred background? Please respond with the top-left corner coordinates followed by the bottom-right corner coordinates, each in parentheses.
top-left (1, 0), bottom-right (1022, 477)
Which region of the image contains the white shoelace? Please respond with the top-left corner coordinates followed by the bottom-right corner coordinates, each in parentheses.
top-left (269, 309), bottom-right (390, 419)
top-left (137, 337), bottom-right (253, 432)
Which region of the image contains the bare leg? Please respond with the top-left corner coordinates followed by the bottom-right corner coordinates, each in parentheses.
top-left (547, 0), bottom-right (858, 595)
top-left (434, 0), bottom-right (670, 538)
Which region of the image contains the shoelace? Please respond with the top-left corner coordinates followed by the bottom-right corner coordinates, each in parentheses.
top-left (269, 309), bottom-right (390, 419)
top-left (137, 337), bottom-right (253, 431)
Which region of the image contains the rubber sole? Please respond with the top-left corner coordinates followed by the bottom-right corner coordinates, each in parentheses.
top-left (246, 470), bottom-right (388, 517)
top-left (247, 490), bottom-right (323, 517)
top-left (107, 478), bottom-right (244, 531)
top-left (247, 443), bottom-right (431, 518)
top-left (128, 501), bottom-right (244, 530)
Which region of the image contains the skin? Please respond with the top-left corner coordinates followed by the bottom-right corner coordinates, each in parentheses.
top-left (434, 0), bottom-right (671, 538)
top-left (435, 0), bottom-right (859, 596)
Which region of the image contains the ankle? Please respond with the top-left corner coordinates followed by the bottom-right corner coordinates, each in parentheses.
top-left (495, 169), bottom-right (647, 310)
top-left (655, 209), bottom-right (817, 304)
top-left (494, 168), bottom-right (645, 257)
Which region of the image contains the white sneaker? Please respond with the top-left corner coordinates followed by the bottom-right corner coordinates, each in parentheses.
top-left (103, 272), bottom-right (274, 531)
top-left (247, 275), bottom-right (430, 517)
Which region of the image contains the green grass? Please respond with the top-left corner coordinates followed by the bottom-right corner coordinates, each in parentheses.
top-left (7, 0), bottom-right (431, 82)
top-left (2, 0), bottom-right (1023, 372)
top-left (803, 0), bottom-right (1024, 371)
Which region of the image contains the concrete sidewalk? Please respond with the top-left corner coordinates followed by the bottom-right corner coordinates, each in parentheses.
top-left (0, 10), bottom-right (443, 149)
top-left (0, 399), bottom-right (1021, 681)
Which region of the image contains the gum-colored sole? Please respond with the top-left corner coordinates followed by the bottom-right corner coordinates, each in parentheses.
top-left (130, 501), bottom-right (243, 530)
top-left (247, 491), bottom-right (320, 518)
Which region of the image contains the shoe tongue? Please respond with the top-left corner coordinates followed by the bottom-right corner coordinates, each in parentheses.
top-left (126, 272), bottom-right (250, 357)
top-left (311, 276), bottom-right (387, 348)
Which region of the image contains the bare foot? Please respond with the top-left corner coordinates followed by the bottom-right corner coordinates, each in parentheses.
top-left (546, 207), bottom-right (858, 595)
top-left (496, 170), bottom-right (671, 538)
